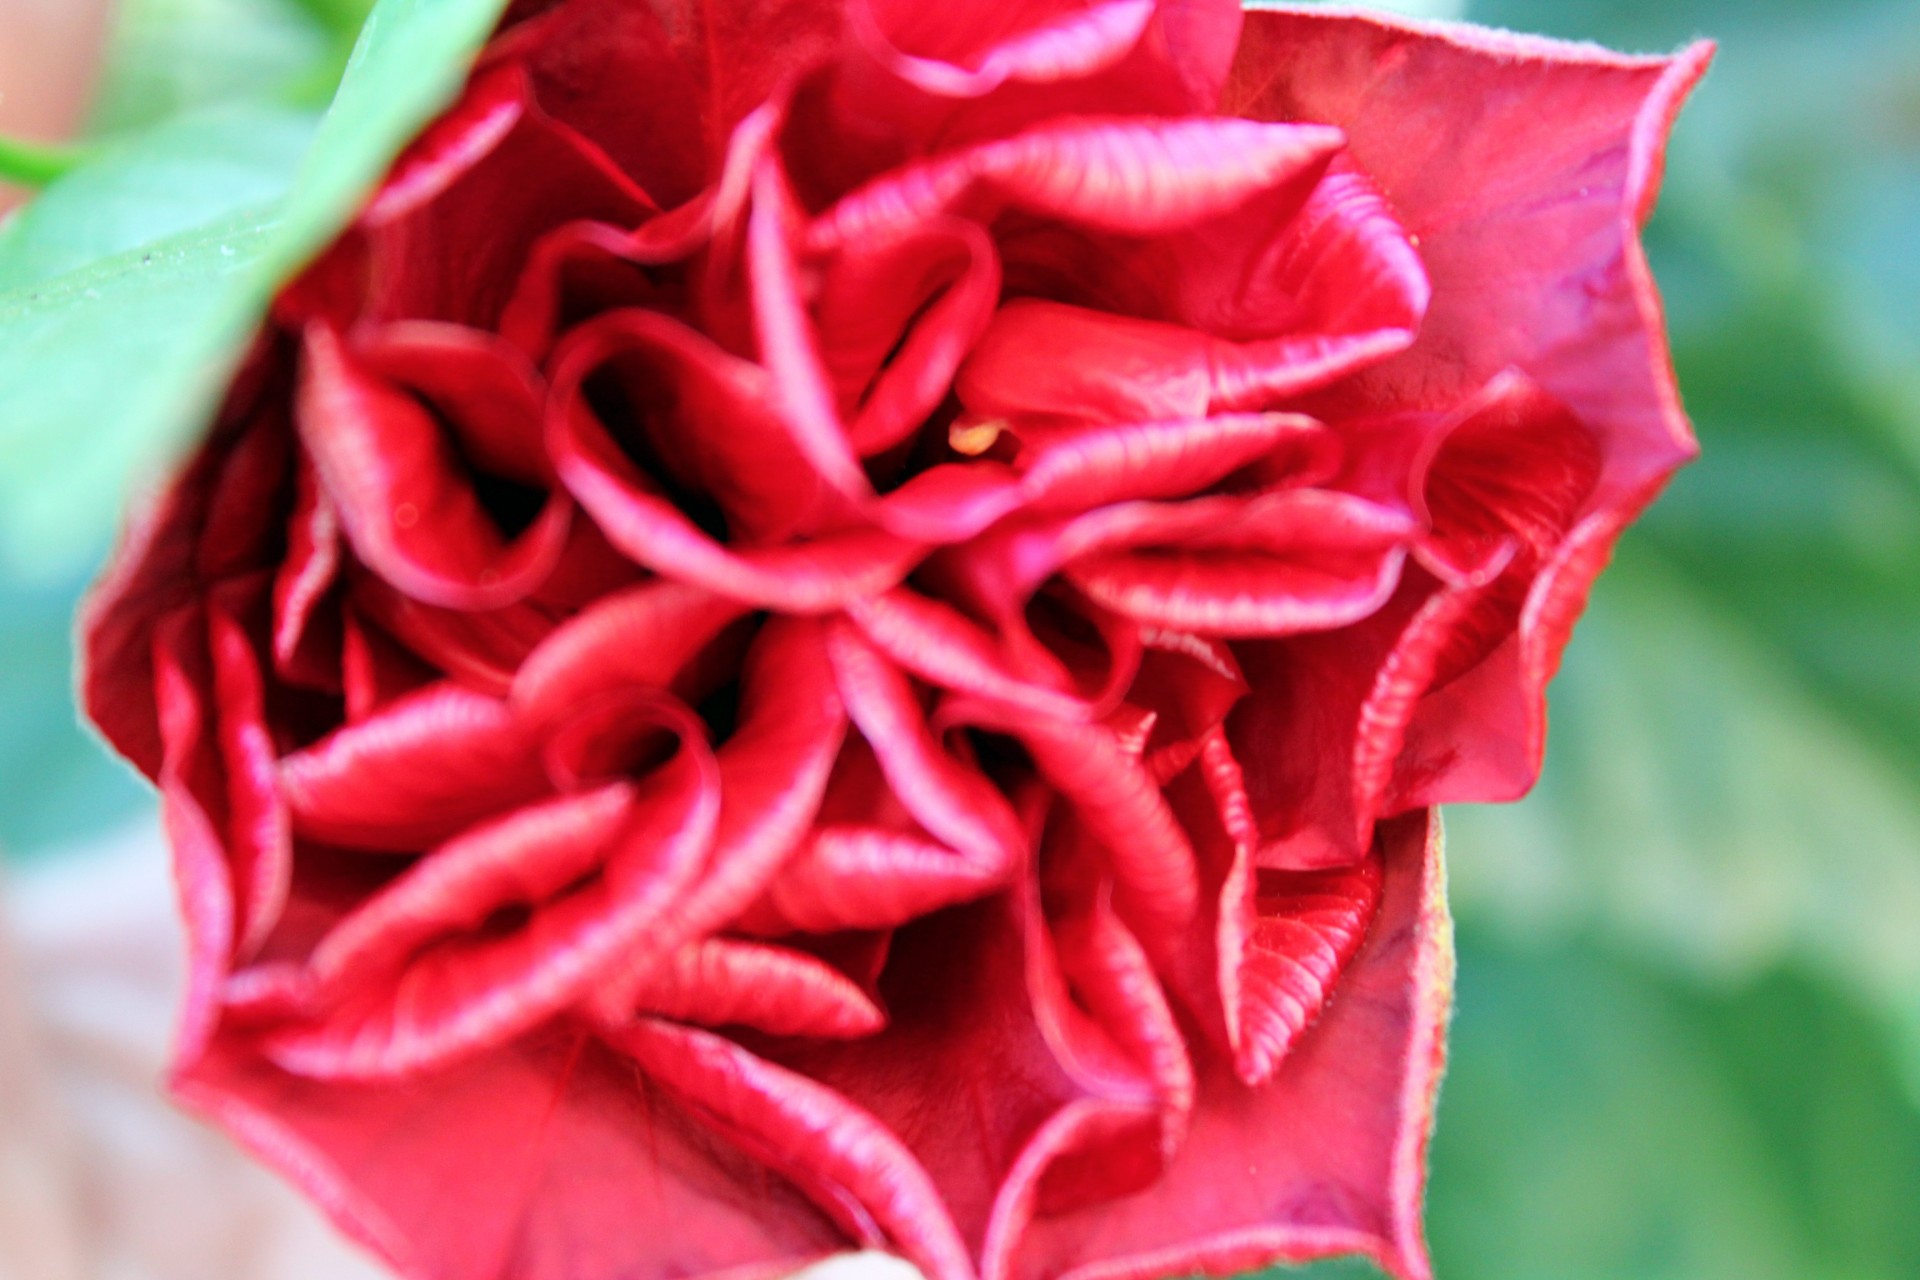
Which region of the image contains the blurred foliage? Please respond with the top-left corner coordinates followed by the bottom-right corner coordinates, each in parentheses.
top-left (1, 0), bottom-right (1917, 1278)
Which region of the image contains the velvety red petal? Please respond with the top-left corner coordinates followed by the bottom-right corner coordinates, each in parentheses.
top-left (84, 377), bottom-right (294, 776)
top-left (298, 326), bottom-right (572, 611)
top-left (811, 116), bottom-right (1342, 250)
top-left (607, 1019), bottom-right (976, 1280)
top-left (279, 682), bottom-right (548, 851)
top-left (151, 606), bottom-right (241, 1060)
top-left (827, 622), bottom-right (1026, 870)
top-left (816, 218), bottom-right (1002, 456)
top-left (1229, 9), bottom-right (1710, 484)
top-left (208, 601), bottom-right (293, 960)
top-left (549, 327), bottom-right (925, 609)
top-left (747, 824), bottom-right (1012, 934)
top-left (267, 711), bottom-right (719, 1079)
top-left (293, 783), bottom-right (637, 1010)
top-left (998, 811), bottom-right (1449, 1280)
top-left (175, 1031), bottom-right (852, 1280)
top-left (581, 619), bottom-right (851, 1019)
top-left (320, 62), bottom-right (655, 332)
top-left (1058, 491), bottom-right (1415, 638)
top-left (846, 588), bottom-right (1090, 720)
top-left (506, 0), bottom-right (838, 207)
top-left (603, 937), bottom-right (887, 1037)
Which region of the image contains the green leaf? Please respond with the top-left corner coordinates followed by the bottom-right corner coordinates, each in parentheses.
top-left (0, 0), bottom-right (511, 577)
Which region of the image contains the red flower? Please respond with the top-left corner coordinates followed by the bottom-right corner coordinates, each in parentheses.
top-left (82, 4), bottom-right (1708, 1279)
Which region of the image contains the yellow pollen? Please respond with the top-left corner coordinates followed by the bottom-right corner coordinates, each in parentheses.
top-left (949, 419), bottom-right (1006, 457)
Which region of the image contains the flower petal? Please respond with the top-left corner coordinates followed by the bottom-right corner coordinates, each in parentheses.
top-left (266, 706), bottom-right (720, 1079)
top-left (279, 682), bottom-right (548, 852)
top-left (298, 326), bottom-right (573, 611)
top-left (812, 116), bottom-right (1342, 250)
top-left (604, 937), bottom-right (887, 1037)
top-left (997, 811), bottom-right (1449, 1280)
top-left (606, 1019), bottom-right (976, 1280)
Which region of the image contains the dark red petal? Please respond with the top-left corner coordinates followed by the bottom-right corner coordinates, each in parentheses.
top-left (819, 220), bottom-right (1002, 456)
top-left (270, 457), bottom-right (343, 688)
top-left (607, 1020), bottom-right (976, 1280)
top-left (151, 606), bottom-right (239, 1059)
top-left (998, 812), bottom-right (1449, 1280)
top-left (506, 0), bottom-right (838, 206)
top-left (1059, 491), bottom-right (1414, 638)
top-left (581, 619), bottom-right (851, 1017)
top-left (973, 710), bottom-right (1200, 941)
top-left (857, 0), bottom-right (1157, 97)
top-left (298, 326), bottom-right (572, 611)
top-left (279, 682), bottom-right (548, 851)
top-left (1018, 413), bottom-right (1326, 512)
top-left (342, 64), bottom-right (656, 331)
top-left (295, 783), bottom-right (637, 1008)
top-left (84, 385), bottom-right (294, 777)
top-left (1219, 833), bottom-right (1384, 1087)
top-left (208, 602), bottom-right (293, 960)
top-left (549, 328), bottom-right (924, 610)
top-left (511, 578), bottom-right (748, 723)
top-left (847, 588), bottom-right (1090, 720)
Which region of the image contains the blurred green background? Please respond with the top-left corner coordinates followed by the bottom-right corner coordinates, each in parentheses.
top-left (1, 0), bottom-right (1917, 1277)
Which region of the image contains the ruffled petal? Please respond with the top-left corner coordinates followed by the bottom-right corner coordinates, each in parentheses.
top-left (279, 682), bottom-right (548, 851)
top-left (606, 1019), bottom-right (976, 1280)
top-left (175, 1032), bottom-right (853, 1280)
top-left (266, 705), bottom-right (720, 1078)
top-left (602, 937), bottom-right (887, 1037)
top-left (997, 811), bottom-right (1449, 1280)
top-left (298, 326), bottom-right (572, 611)
top-left (812, 116), bottom-right (1341, 250)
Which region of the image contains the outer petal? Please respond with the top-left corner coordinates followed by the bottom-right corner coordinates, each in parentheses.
top-left (1228, 9), bottom-right (1712, 804)
top-left (997, 811), bottom-right (1450, 1280)
top-left (174, 1030), bottom-right (853, 1280)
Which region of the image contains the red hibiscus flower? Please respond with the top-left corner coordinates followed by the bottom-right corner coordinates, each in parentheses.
top-left (81, 3), bottom-right (1710, 1278)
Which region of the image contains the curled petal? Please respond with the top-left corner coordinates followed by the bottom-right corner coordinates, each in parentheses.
top-left (267, 707), bottom-right (721, 1079)
top-left (748, 824), bottom-right (1015, 934)
top-left (818, 219), bottom-right (1002, 456)
top-left (606, 1020), bottom-right (976, 1280)
top-left (549, 331), bottom-right (924, 610)
top-left (1220, 823), bottom-right (1385, 1086)
top-left (279, 682), bottom-right (547, 852)
top-left (812, 116), bottom-right (1342, 250)
top-left (511, 579), bottom-right (748, 725)
top-left (298, 326), bottom-right (572, 611)
top-left (1002, 813), bottom-right (1450, 1280)
top-left (855, 0), bottom-right (1158, 98)
top-left (827, 622), bottom-right (1028, 868)
top-left (1018, 413), bottom-right (1327, 512)
top-left (209, 603), bottom-right (292, 959)
top-left (603, 937), bottom-right (887, 1038)
top-left (847, 588), bottom-right (1089, 719)
top-left (296, 783), bottom-right (638, 1008)
top-left (1060, 491), bottom-right (1415, 637)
